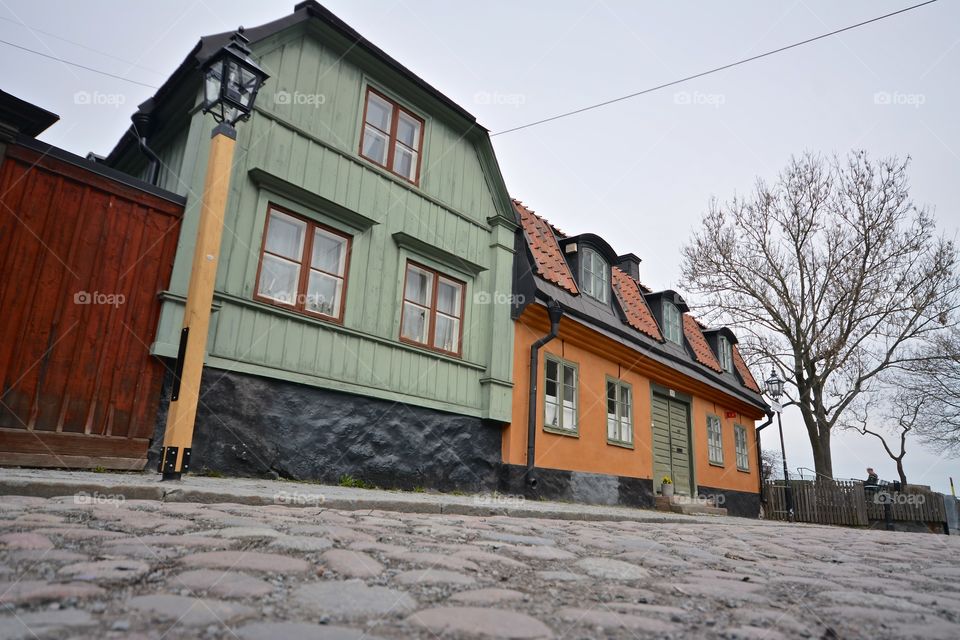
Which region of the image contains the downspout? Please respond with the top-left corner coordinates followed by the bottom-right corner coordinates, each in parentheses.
top-left (131, 111), bottom-right (161, 187)
top-left (526, 299), bottom-right (563, 489)
top-left (756, 411), bottom-right (775, 501)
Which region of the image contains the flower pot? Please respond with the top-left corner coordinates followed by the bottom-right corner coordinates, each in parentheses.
top-left (661, 483), bottom-right (674, 497)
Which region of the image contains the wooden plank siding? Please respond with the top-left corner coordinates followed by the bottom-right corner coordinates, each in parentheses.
top-left (0, 144), bottom-right (182, 468)
top-left (120, 24), bottom-right (517, 421)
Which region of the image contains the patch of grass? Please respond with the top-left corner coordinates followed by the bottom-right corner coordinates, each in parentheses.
top-left (91, 465), bottom-right (106, 473)
top-left (337, 474), bottom-right (376, 489)
top-left (195, 468), bottom-right (225, 478)
top-left (412, 486), bottom-right (426, 493)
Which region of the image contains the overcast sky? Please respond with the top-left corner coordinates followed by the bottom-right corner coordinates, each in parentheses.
top-left (2, 0), bottom-right (958, 493)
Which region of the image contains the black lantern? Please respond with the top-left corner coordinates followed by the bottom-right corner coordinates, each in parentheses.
top-left (765, 367), bottom-right (784, 401)
top-left (201, 27), bottom-right (269, 127)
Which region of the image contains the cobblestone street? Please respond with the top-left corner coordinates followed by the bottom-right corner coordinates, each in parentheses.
top-left (1, 479), bottom-right (959, 640)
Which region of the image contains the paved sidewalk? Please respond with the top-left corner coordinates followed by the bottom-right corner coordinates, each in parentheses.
top-left (0, 470), bottom-right (959, 639)
top-left (0, 469), bottom-right (725, 524)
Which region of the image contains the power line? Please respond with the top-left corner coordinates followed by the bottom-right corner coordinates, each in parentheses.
top-left (0, 15), bottom-right (166, 76)
top-left (491, 0), bottom-right (939, 137)
top-left (0, 38), bottom-right (159, 89)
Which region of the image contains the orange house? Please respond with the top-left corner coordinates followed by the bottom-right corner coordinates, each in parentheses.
top-left (501, 201), bottom-right (768, 517)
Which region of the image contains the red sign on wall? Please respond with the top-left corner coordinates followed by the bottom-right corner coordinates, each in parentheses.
top-left (725, 411), bottom-right (738, 419)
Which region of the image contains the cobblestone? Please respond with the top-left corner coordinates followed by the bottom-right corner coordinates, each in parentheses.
top-left (1, 477), bottom-right (959, 639)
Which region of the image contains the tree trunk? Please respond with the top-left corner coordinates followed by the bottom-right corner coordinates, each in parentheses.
top-left (896, 459), bottom-right (907, 487)
top-left (807, 422), bottom-right (833, 479)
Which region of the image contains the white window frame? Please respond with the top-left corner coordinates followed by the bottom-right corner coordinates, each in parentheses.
top-left (707, 415), bottom-right (724, 465)
top-left (663, 301), bottom-right (683, 344)
top-left (606, 378), bottom-right (633, 446)
top-left (544, 355), bottom-right (578, 435)
top-left (580, 247), bottom-right (609, 303)
top-left (735, 423), bottom-right (750, 471)
top-left (719, 336), bottom-right (733, 373)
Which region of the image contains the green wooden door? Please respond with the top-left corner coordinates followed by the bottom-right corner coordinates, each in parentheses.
top-left (652, 394), bottom-right (693, 496)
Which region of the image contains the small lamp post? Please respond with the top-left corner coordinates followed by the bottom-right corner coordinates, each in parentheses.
top-left (159, 28), bottom-right (269, 480)
top-left (764, 367), bottom-right (794, 521)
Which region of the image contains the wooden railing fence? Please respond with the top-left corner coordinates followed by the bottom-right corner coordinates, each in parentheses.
top-left (764, 479), bottom-right (948, 529)
top-left (765, 479), bottom-right (867, 525)
top-left (864, 485), bottom-right (946, 523)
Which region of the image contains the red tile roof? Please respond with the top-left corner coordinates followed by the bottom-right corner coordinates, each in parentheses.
top-left (683, 314), bottom-right (723, 373)
top-left (514, 198), bottom-right (762, 399)
top-left (514, 200), bottom-right (578, 294)
top-left (733, 345), bottom-right (761, 393)
top-left (611, 268), bottom-right (662, 341)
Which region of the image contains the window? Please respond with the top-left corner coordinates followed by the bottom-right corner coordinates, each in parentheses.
top-left (255, 206), bottom-right (350, 321)
top-left (400, 262), bottom-right (464, 355)
top-left (663, 301), bottom-right (683, 345)
top-left (735, 424), bottom-right (750, 471)
top-left (719, 336), bottom-right (733, 373)
top-left (359, 88), bottom-right (424, 184)
top-left (544, 356), bottom-right (577, 434)
top-left (580, 247), bottom-right (609, 303)
top-left (606, 379), bottom-right (633, 445)
top-left (707, 415), bottom-right (724, 465)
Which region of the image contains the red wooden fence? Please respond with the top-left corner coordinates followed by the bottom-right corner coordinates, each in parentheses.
top-left (0, 141), bottom-right (183, 469)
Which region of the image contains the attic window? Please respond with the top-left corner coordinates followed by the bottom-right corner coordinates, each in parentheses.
top-left (663, 301), bottom-right (682, 345)
top-left (580, 247), bottom-right (609, 303)
top-left (718, 336), bottom-right (733, 373)
top-left (360, 88), bottom-right (424, 184)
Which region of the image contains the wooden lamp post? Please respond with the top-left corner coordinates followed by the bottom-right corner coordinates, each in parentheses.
top-left (159, 28), bottom-right (268, 480)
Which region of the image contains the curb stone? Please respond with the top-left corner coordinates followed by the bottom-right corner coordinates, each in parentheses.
top-left (0, 472), bottom-right (730, 526)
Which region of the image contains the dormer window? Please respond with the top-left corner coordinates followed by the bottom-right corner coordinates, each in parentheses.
top-left (663, 301), bottom-right (682, 344)
top-left (718, 336), bottom-right (733, 373)
top-left (580, 247), bottom-right (609, 303)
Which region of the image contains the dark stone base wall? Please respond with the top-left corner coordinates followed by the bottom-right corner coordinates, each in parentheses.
top-left (149, 364), bottom-right (754, 515)
top-left (698, 485), bottom-right (761, 518)
top-left (498, 464), bottom-right (655, 509)
top-left (150, 366), bottom-right (504, 493)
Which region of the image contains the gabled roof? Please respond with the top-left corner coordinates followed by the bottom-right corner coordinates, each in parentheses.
top-left (106, 0), bottom-right (483, 165)
top-left (514, 200), bottom-right (578, 294)
top-left (611, 268), bottom-right (662, 341)
top-left (733, 345), bottom-right (761, 393)
top-left (683, 314), bottom-right (723, 373)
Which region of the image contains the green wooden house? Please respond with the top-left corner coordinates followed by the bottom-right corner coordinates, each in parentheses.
top-left (104, 1), bottom-right (518, 488)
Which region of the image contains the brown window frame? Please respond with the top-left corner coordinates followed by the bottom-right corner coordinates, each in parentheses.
top-left (399, 260), bottom-right (465, 358)
top-left (253, 203), bottom-right (352, 323)
top-left (359, 87), bottom-right (425, 185)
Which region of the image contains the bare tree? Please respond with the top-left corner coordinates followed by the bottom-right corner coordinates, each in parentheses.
top-left (761, 448), bottom-right (783, 480)
top-left (849, 388), bottom-right (918, 487)
top-left (893, 329), bottom-right (960, 457)
top-left (681, 151), bottom-right (960, 478)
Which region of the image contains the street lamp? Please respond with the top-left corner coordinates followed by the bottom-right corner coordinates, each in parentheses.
top-left (765, 367), bottom-right (794, 521)
top-left (159, 27), bottom-right (269, 481)
top-left (200, 29), bottom-right (268, 127)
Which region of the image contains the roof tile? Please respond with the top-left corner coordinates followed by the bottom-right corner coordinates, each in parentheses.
top-left (612, 268), bottom-right (662, 341)
top-left (683, 314), bottom-right (723, 373)
top-left (514, 200), bottom-right (578, 294)
top-left (732, 345), bottom-right (761, 393)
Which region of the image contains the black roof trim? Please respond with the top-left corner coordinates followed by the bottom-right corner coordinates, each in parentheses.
top-left (17, 135), bottom-right (187, 206)
top-left (702, 326), bottom-right (739, 345)
top-left (559, 233), bottom-right (619, 265)
top-left (645, 289), bottom-right (690, 314)
top-left (530, 278), bottom-right (766, 411)
top-left (106, 1), bottom-right (481, 164)
top-left (0, 90), bottom-right (59, 137)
